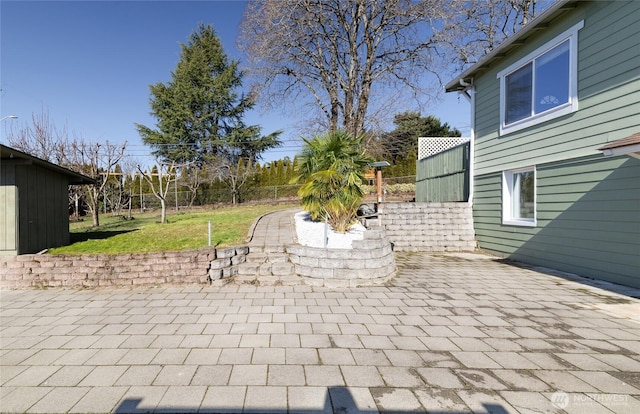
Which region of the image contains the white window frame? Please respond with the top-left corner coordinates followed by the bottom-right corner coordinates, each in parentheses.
top-left (498, 20), bottom-right (584, 135)
top-left (502, 166), bottom-right (537, 227)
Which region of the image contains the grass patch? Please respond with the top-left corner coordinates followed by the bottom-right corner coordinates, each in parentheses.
top-left (50, 203), bottom-right (298, 255)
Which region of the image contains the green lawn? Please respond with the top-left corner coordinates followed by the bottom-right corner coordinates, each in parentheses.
top-left (50, 203), bottom-right (298, 255)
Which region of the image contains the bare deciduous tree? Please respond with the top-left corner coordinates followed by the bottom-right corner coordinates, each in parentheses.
top-left (104, 164), bottom-right (128, 217)
top-left (238, 0), bottom-right (549, 136)
top-left (434, 0), bottom-right (548, 70)
top-left (119, 158), bottom-right (139, 219)
top-left (238, 0), bottom-right (454, 137)
top-left (6, 108), bottom-right (68, 164)
top-left (7, 109), bottom-right (127, 227)
top-left (137, 161), bottom-right (177, 224)
top-left (209, 156), bottom-right (256, 205)
top-left (181, 166), bottom-right (203, 208)
top-left (66, 139), bottom-right (127, 227)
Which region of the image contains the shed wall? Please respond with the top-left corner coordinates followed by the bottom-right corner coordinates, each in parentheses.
top-left (14, 163), bottom-right (71, 254)
top-left (1, 160), bottom-right (72, 255)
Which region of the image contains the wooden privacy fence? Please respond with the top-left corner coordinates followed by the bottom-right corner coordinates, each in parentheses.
top-left (415, 141), bottom-right (470, 202)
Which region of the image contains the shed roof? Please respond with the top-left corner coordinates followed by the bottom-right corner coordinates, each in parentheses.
top-left (445, 0), bottom-right (581, 92)
top-left (0, 144), bottom-right (95, 185)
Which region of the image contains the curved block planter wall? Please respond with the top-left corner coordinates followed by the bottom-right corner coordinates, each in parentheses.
top-left (0, 247), bottom-right (249, 289)
top-left (286, 228), bottom-right (396, 288)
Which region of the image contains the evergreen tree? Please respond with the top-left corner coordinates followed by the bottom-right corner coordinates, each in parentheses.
top-left (136, 24), bottom-right (255, 165)
top-left (380, 111), bottom-right (461, 165)
top-left (275, 160), bottom-right (285, 185)
top-left (210, 124), bottom-right (281, 204)
top-left (257, 163), bottom-right (268, 186)
top-left (267, 161), bottom-right (277, 186)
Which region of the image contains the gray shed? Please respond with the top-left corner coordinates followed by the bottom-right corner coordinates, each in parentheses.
top-left (0, 144), bottom-right (94, 255)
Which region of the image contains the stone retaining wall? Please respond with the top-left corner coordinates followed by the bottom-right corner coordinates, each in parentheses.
top-left (0, 247), bottom-right (249, 289)
top-left (286, 228), bottom-right (396, 288)
top-left (380, 202), bottom-right (476, 252)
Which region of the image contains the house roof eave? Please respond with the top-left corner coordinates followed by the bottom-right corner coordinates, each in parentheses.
top-left (445, 0), bottom-right (580, 93)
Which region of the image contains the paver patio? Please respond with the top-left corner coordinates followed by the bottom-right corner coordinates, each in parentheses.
top-left (1, 251), bottom-right (639, 413)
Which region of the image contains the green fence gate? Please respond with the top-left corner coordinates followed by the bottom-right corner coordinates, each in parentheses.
top-left (415, 141), bottom-right (470, 202)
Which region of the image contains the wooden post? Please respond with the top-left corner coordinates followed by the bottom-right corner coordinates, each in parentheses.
top-left (370, 161), bottom-right (390, 224)
top-left (376, 167), bottom-right (383, 203)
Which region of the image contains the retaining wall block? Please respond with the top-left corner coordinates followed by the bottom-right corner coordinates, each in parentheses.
top-left (344, 259), bottom-right (368, 270)
top-left (288, 254), bottom-right (300, 265)
top-left (364, 255), bottom-right (394, 269)
top-left (272, 262), bottom-right (294, 276)
top-left (258, 263), bottom-right (273, 275)
top-left (131, 277), bottom-right (159, 285)
top-left (209, 258), bottom-right (232, 270)
top-left (2, 266), bottom-right (30, 276)
top-left (235, 246), bottom-right (250, 255)
top-left (302, 277), bottom-right (325, 287)
top-left (0, 256), bottom-right (18, 264)
top-left (319, 258), bottom-right (344, 269)
top-left (381, 202), bottom-right (476, 253)
top-left (298, 256), bottom-right (319, 267)
top-left (303, 265), bottom-right (335, 279)
top-left (323, 279), bottom-right (350, 288)
top-left (286, 245), bottom-right (304, 256)
top-left (0, 245), bottom-right (248, 288)
top-left (341, 268), bottom-right (373, 279)
top-left (351, 238), bottom-right (387, 250)
top-left (216, 247), bottom-right (238, 259)
top-left (209, 269), bottom-right (223, 280)
top-left (363, 229), bottom-right (385, 239)
top-left (231, 255), bottom-right (246, 266)
top-left (326, 248), bottom-right (354, 260)
top-left (2, 273), bottom-right (24, 281)
top-left (300, 264), bottom-right (323, 278)
top-left (222, 267), bottom-right (238, 278)
top-left (301, 247), bottom-right (329, 259)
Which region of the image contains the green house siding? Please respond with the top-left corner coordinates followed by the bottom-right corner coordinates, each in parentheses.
top-left (473, 1), bottom-right (640, 176)
top-left (474, 155), bottom-right (640, 288)
top-left (468, 1), bottom-right (640, 288)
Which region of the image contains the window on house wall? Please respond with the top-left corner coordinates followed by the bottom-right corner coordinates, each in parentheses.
top-left (502, 167), bottom-right (536, 227)
top-left (498, 21), bottom-right (583, 135)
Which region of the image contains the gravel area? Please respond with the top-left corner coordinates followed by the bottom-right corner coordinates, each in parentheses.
top-left (294, 211), bottom-right (365, 249)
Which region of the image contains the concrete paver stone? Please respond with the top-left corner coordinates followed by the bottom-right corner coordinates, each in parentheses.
top-left (1, 209), bottom-right (640, 413)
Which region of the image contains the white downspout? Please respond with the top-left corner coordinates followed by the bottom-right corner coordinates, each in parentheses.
top-left (459, 78), bottom-right (472, 101)
top-left (458, 79), bottom-right (475, 206)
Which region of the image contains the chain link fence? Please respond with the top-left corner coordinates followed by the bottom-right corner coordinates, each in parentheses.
top-left (98, 177), bottom-right (416, 215)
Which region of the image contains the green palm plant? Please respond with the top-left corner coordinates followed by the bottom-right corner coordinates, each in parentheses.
top-left (292, 130), bottom-right (372, 232)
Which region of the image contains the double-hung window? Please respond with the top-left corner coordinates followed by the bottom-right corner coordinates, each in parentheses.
top-left (498, 21), bottom-right (583, 135)
top-left (502, 167), bottom-right (536, 227)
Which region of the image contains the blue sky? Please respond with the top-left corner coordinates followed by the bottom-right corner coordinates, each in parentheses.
top-left (1, 0), bottom-right (470, 166)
